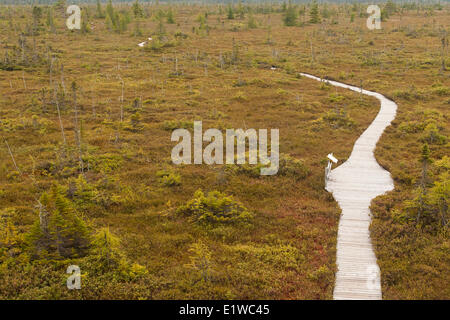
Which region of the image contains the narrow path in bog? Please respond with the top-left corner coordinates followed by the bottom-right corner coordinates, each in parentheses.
top-left (300, 73), bottom-right (398, 300)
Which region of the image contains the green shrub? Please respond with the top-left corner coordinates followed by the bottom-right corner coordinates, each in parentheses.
top-left (276, 88), bottom-right (289, 96)
top-left (6, 171), bottom-right (20, 181)
top-left (176, 190), bottom-right (253, 225)
top-left (185, 241), bottom-right (213, 282)
top-left (156, 170), bottom-right (181, 186)
top-left (392, 88), bottom-right (425, 100)
top-left (308, 265), bottom-right (333, 282)
top-left (328, 93), bottom-right (345, 103)
top-left (278, 154), bottom-right (310, 179)
top-left (421, 122), bottom-right (447, 145)
top-left (321, 108), bottom-right (356, 128)
top-left (247, 14), bottom-right (257, 29)
top-left (232, 153), bottom-right (309, 180)
top-left (430, 86), bottom-right (450, 97)
top-left (70, 174), bottom-right (101, 211)
top-left (399, 121), bottom-right (426, 133)
top-left (319, 82), bottom-right (331, 90)
top-left (143, 38), bottom-right (177, 52)
top-left (88, 227), bottom-right (147, 280)
top-left (227, 243), bottom-right (302, 269)
top-left (174, 31), bottom-right (188, 39)
top-left (162, 119), bottom-right (194, 131)
top-left (85, 153), bottom-right (123, 174)
top-left (0, 209), bottom-right (20, 259)
top-left (231, 162), bottom-right (267, 178)
top-left (233, 91), bottom-right (248, 102)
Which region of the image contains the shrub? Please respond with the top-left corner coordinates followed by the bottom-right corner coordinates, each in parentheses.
top-left (85, 153), bottom-right (123, 174)
top-left (276, 88), bottom-right (289, 96)
top-left (321, 108), bottom-right (356, 128)
top-left (247, 14), bottom-right (257, 29)
top-left (174, 31), bottom-right (188, 39)
top-left (89, 227), bottom-right (123, 273)
top-left (0, 209), bottom-right (20, 259)
top-left (277, 154), bottom-right (310, 179)
top-left (185, 241), bottom-right (213, 282)
top-left (143, 38), bottom-right (177, 52)
top-left (392, 88), bottom-right (424, 101)
top-left (232, 153), bottom-right (309, 180)
top-left (176, 190), bottom-right (253, 225)
top-left (162, 119), bottom-right (193, 131)
top-left (319, 82), bottom-right (330, 90)
top-left (88, 227), bottom-right (147, 280)
top-left (328, 93), bottom-right (345, 103)
top-left (399, 121), bottom-right (426, 133)
top-left (156, 170), bottom-right (181, 187)
top-left (308, 265), bottom-right (333, 282)
top-left (70, 174), bottom-right (101, 212)
top-left (233, 91), bottom-right (248, 102)
top-left (421, 122), bottom-right (447, 145)
top-left (6, 171), bottom-right (20, 181)
top-left (430, 86), bottom-right (450, 97)
top-left (231, 162), bottom-right (267, 178)
top-left (227, 243), bottom-right (302, 269)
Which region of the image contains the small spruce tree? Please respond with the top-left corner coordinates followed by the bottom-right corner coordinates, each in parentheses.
top-left (284, 1), bottom-right (298, 26)
top-left (96, 0), bottom-right (105, 18)
top-left (227, 5), bottom-right (234, 20)
top-left (166, 8), bottom-right (175, 24)
top-left (132, 0), bottom-right (144, 18)
top-left (26, 185), bottom-right (91, 259)
top-left (309, 0), bottom-right (320, 24)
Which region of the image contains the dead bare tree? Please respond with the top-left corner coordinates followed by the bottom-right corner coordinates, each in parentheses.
top-left (19, 34), bottom-right (26, 65)
top-left (36, 200), bottom-right (49, 234)
top-left (4, 139), bottom-right (21, 175)
top-left (60, 63), bottom-right (67, 95)
top-left (119, 75), bottom-right (124, 122)
top-left (40, 87), bottom-right (47, 113)
top-left (22, 71), bottom-right (27, 89)
top-left (175, 54), bottom-right (179, 75)
top-left (219, 51), bottom-right (224, 69)
top-left (360, 79), bottom-right (363, 102)
top-left (440, 29), bottom-right (448, 72)
top-left (91, 94), bottom-right (96, 118)
top-left (53, 84), bottom-right (67, 146)
top-left (71, 81), bottom-right (85, 175)
top-left (49, 56), bottom-right (55, 88)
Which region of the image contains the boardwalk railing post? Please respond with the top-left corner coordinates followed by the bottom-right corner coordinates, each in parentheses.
top-left (325, 153), bottom-right (338, 189)
top-left (325, 160), bottom-right (331, 188)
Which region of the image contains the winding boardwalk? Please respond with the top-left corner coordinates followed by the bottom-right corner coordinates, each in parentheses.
top-left (300, 73), bottom-right (398, 300)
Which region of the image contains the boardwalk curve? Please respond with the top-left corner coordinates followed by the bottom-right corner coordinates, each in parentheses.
top-left (300, 73), bottom-right (398, 300)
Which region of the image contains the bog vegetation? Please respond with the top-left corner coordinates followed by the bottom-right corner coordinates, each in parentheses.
top-left (0, 0), bottom-right (448, 299)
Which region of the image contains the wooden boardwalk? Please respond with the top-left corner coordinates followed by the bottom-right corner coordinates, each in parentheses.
top-left (300, 73), bottom-right (398, 300)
